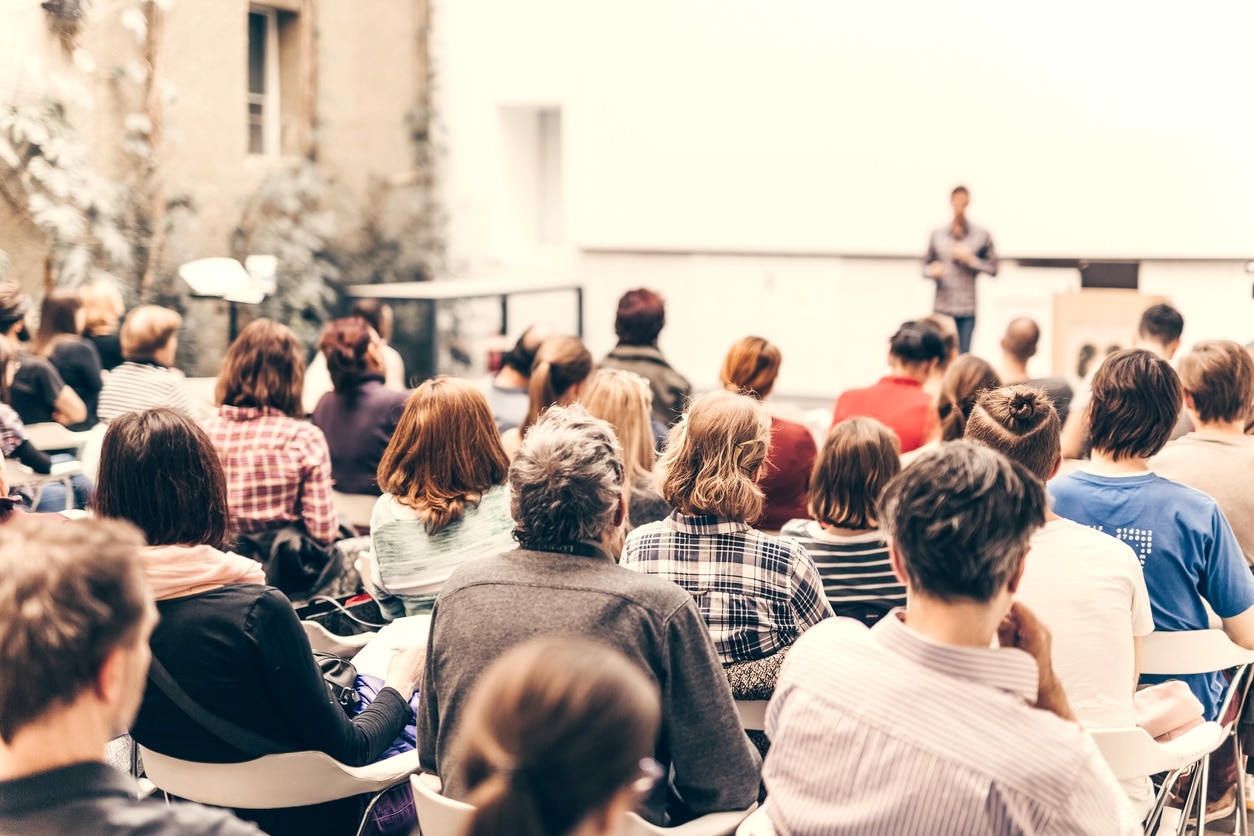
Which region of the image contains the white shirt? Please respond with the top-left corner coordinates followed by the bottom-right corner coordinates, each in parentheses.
top-left (763, 615), bottom-right (1141, 836)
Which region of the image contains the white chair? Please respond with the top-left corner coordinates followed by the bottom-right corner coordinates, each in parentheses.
top-left (301, 619), bottom-right (376, 658)
top-left (411, 772), bottom-right (756, 836)
top-left (23, 421), bottom-right (91, 457)
top-left (333, 490), bottom-right (377, 531)
top-left (6, 457), bottom-right (82, 511)
top-left (1138, 629), bottom-right (1254, 835)
top-left (735, 700), bottom-right (768, 733)
top-left (735, 804), bottom-right (774, 836)
top-left (139, 746), bottom-right (419, 836)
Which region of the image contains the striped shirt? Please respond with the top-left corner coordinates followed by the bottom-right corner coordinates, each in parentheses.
top-left (203, 405), bottom-right (338, 544)
top-left (621, 512), bottom-right (833, 665)
top-left (778, 520), bottom-right (905, 622)
top-left (97, 360), bottom-right (195, 423)
top-left (763, 616), bottom-right (1141, 836)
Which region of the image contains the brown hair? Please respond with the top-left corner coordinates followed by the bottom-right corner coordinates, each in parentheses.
top-left (0, 516), bottom-right (149, 744)
top-left (33, 290), bottom-right (83, 356)
top-left (215, 318), bottom-right (304, 417)
top-left (657, 390), bottom-right (770, 522)
top-left (0, 338), bottom-right (14, 402)
top-left (120, 305), bottom-right (182, 361)
top-left (936, 355), bottom-right (1001, 441)
top-left (376, 376), bottom-right (509, 535)
top-left (581, 370), bottom-right (656, 521)
top-left (1177, 340), bottom-right (1254, 425)
top-left (318, 317), bottom-right (380, 396)
top-left (94, 408), bottom-right (232, 550)
top-left (79, 281), bottom-right (125, 335)
top-left (451, 637), bottom-right (660, 836)
top-left (920, 313), bottom-right (959, 366)
top-left (965, 385), bottom-right (1061, 481)
top-left (809, 418), bottom-right (901, 530)
top-left (720, 336), bottom-right (781, 400)
top-left (1088, 348), bottom-right (1181, 461)
top-left (522, 336), bottom-right (594, 433)
top-left (614, 288), bottom-right (666, 346)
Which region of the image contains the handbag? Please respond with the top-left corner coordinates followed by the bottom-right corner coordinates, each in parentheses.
top-left (315, 651), bottom-right (362, 716)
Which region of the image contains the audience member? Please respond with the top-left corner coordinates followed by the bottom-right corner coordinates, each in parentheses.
top-left (419, 405), bottom-right (760, 826)
top-left (923, 185), bottom-right (998, 354)
top-left (79, 280), bottom-right (127, 371)
top-left (831, 319), bottom-right (945, 452)
top-left (763, 442), bottom-right (1139, 835)
top-left (370, 377), bottom-right (514, 616)
top-left (581, 368), bottom-right (669, 529)
top-left (998, 316), bottom-right (1073, 423)
top-left (780, 417), bottom-right (906, 626)
top-left (33, 290), bottom-right (102, 431)
top-left (935, 354), bottom-right (1000, 442)
top-left (601, 288), bottom-right (692, 434)
top-left (920, 312), bottom-right (959, 398)
top-left (449, 637), bottom-right (661, 836)
top-left (95, 408), bottom-right (422, 836)
top-left (622, 390), bottom-right (832, 696)
top-left (97, 305), bottom-right (196, 423)
top-left (0, 515), bottom-right (264, 835)
top-left (1152, 340), bottom-right (1254, 566)
top-left (302, 299), bottom-right (406, 414)
top-left (720, 336), bottom-right (817, 531)
top-left (1050, 349), bottom-right (1254, 815)
top-left (0, 283), bottom-right (86, 428)
top-left (966, 385), bottom-right (1154, 815)
top-left (310, 316), bottom-right (408, 495)
top-left (487, 324), bottom-right (550, 432)
top-left (499, 334), bottom-right (593, 458)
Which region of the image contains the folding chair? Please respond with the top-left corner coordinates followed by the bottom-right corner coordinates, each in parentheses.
top-left (5, 457), bottom-right (83, 511)
top-left (735, 700), bottom-right (768, 733)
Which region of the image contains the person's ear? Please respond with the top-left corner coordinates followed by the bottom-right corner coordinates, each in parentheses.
top-left (888, 539), bottom-right (909, 587)
top-left (613, 493), bottom-right (626, 528)
top-left (1006, 548), bottom-right (1028, 595)
top-left (1182, 391), bottom-right (1196, 411)
top-left (1048, 454), bottom-right (1062, 481)
top-left (95, 645), bottom-right (129, 706)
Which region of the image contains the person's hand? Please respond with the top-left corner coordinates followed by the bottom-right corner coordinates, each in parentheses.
top-left (998, 601), bottom-right (1075, 721)
top-left (951, 240), bottom-right (976, 267)
top-left (383, 644), bottom-right (426, 698)
top-left (926, 261), bottom-right (945, 279)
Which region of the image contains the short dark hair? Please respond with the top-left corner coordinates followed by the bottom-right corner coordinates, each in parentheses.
top-left (810, 417), bottom-right (901, 529)
top-left (951, 185), bottom-right (969, 198)
top-left (881, 441), bottom-right (1045, 602)
top-left (1138, 303), bottom-right (1184, 346)
top-left (0, 516), bottom-right (149, 744)
top-left (1088, 348), bottom-right (1181, 460)
top-left (965, 385), bottom-right (1061, 480)
top-left (614, 289), bottom-right (666, 346)
top-left (500, 326), bottom-right (548, 377)
top-left (889, 320), bottom-right (947, 366)
top-left (1177, 340), bottom-right (1254, 424)
top-left (94, 408), bottom-right (232, 550)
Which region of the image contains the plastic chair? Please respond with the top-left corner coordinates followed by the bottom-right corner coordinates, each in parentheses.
top-left (23, 422), bottom-right (91, 457)
top-left (411, 772), bottom-right (756, 836)
top-left (333, 490), bottom-right (377, 532)
top-left (5, 457), bottom-right (83, 511)
top-left (734, 804), bottom-right (774, 836)
top-left (735, 700), bottom-right (768, 732)
top-left (1138, 629), bottom-right (1254, 835)
top-left (139, 746), bottom-right (419, 836)
top-left (301, 619), bottom-right (376, 658)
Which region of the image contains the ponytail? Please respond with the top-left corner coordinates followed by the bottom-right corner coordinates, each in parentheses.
top-left (523, 361), bottom-right (556, 433)
top-left (463, 771), bottom-right (549, 836)
top-left (519, 336), bottom-right (594, 435)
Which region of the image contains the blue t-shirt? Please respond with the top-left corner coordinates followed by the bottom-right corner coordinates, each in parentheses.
top-left (1050, 470), bottom-right (1254, 719)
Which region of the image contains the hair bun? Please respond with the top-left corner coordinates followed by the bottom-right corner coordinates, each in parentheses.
top-left (1008, 391), bottom-right (1038, 420)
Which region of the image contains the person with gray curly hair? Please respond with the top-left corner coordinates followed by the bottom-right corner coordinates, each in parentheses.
top-left (418, 405), bottom-right (760, 827)
top-left (762, 442), bottom-right (1140, 835)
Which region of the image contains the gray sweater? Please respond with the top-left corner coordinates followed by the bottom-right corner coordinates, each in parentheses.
top-left (418, 546), bottom-right (761, 824)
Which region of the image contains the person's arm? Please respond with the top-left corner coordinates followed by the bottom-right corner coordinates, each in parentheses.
top-left (998, 600), bottom-right (1075, 722)
top-left (974, 232), bottom-right (998, 277)
top-left (299, 426), bottom-right (339, 545)
top-left (661, 600), bottom-right (761, 817)
top-left (11, 439), bottom-right (52, 474)
top-left (1132, 635), bottom-right (1142, 692)
top-left (923, 234), bottom-right (944, 280)
top-left (417, 600), bottom-right (441, 774)
top-left (1058, 733), bottom-right (1145, 835)
top-left (1202, 507), bottom-right (1254, 649)
top-left (788, 544), bottom-right (835, 632)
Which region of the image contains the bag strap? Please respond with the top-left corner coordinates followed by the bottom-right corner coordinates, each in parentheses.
top-left (147, 656), bottom-right (288, 758)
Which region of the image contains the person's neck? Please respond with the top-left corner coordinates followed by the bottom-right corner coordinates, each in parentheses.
top-left (902, 592), bottom-right (1004, 649)
top-left (1086, 449), bottom-right (1150, 475)
top-left (494, 366), bottom-right (528, 389)
top-left (1193, 417), bottom-right (1246, 437)
top-left (819, 521), bottom-right (875, 537)
top-left (888, 361), bottom-right (928, 384)
top-left (0, 708), bottom-right (109, 781)
top-left (1000, 354), bottom-right (1029, 383)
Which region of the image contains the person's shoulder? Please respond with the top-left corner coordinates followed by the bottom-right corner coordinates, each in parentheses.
top-left (785, 617), bottom-right (870, 667)
top-left (1034, 518), bottom-right (1140, 570)
top-left (778, 518), bottom-right (813, 540)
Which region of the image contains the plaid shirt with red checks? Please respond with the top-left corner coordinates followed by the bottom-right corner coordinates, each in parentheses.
top-left (204, 404), bottom-right (338, 544)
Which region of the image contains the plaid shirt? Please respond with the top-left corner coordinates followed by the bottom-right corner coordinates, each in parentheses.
top-left (923, 221), bottom-right (998, 316)
top-left (622, 512), bottom-right (833, 664)
top-left (203, 405), bottom-right (338, 544)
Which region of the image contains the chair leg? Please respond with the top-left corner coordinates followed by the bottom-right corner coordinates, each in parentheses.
top-left (1189, 755), bottom-right (1211, 836)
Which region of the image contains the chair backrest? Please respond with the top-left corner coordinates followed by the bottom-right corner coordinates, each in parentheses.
top-left (300, 619), bottom-right (376, 657)
top-left (734, 805), bottom-right (775, 836)
top-left (23, 422), bottom-right (89, 456)
top-left (735, 700), bottom-right (768, 732)
top-left (333, 490), bottom-right (377, 530)
top-left (139, 746), bottom-right (419, 809)
top-left (1139, 629), bottom-right (1254, 676)
top-left (626, 806), bottom-right (757, 836)
top-left (1087, 722), bottom-right (1226, 781)
top-left (411, 773), bottom-right (474, 836)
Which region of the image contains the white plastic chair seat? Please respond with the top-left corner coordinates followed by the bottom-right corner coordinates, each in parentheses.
top-left (734, 700), bottom-right (768, 732)
top-left (139, 746), bottom-right (419, 809)
top-left (23, 422), bottom-right (91, 455)
top-left (6, 458), bottom-right (82, 511)
top-left (735, 805), bottom-right (774, 836)
top-left (1087, 722), bottom-right (1227, 781)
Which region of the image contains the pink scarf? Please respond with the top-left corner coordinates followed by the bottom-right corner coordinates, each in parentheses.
top-left (143, 543), bottom-right (266, 600)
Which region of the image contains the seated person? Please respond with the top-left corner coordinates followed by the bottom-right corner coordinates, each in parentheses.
top-left (998, 316), bottom-right (1073, 423)
top-left (1051, 348), bottom-right (1254, 816)
top-left (487, 324), bottom-right (550, 432)
top-left (966, 384), bottom-right (1154, 816)
top-left (763, 442), bottom-right (1140, 835)
top-left (310, 317), bottom-right (408, 495)
top-left (94, 408), bottom-right (423, 836)
top-left (780, 417), bottom-right (906, 625)
top-left (831, 320), bottom-right (946, 452)
top-left (33, 290), bottom-right (103, 431)
top-left (448, 637), bottom-right (661, 836)
top-left (720, 336), bottom-right (817, 532)
top-left (0, 283), bottom-right (86, 428)
top-left (580, 369), bottom-right (670, 529)
top-left (600, 288), bottom-right (691, 436)
top-left (0, 514), bottom-right (263, 835)
top-left (370, 377), bottom-right (515, 615)
top-left (419, 405), bottom-right (760, 826)
top-left (499, 335), bottom-right (593, 459)
top-left (302, 299), bottom-right (406, 415)
top-left (97, 305), bottom-right (196, 422)
top-left (622, 391), bottom-right (832, 694)
top-left (79, 280), bottom-right (127, 372)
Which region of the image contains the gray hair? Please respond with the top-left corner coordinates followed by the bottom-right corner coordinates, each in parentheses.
top-left (879, 441), bottom-right (1045, 603)
top-left (510, 405), bottom-right (625, 549)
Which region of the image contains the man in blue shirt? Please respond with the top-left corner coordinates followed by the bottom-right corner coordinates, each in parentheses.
top-left (1050, 347), bottom-right (1254, 816)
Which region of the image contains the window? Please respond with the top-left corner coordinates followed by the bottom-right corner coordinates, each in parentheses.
top-left (247, 4), bottom-right (304, 156)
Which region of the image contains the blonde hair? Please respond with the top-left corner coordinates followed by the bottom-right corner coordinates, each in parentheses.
top-left (120, 305), bottom-right (182, 361)
top-left (719, 336), bottom-right (781, 400)
top-left (581, 370), bottom-right (656, 521)
top-left (80, 282), bottom-right (125, 335)
top-left (522, 336), bottom-right (594, 433)
top-left (658, 390), bottom-right (770, 522)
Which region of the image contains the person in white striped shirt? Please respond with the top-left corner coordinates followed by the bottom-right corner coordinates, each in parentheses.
top-left (762, 441), bottom-right (1141, 835)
